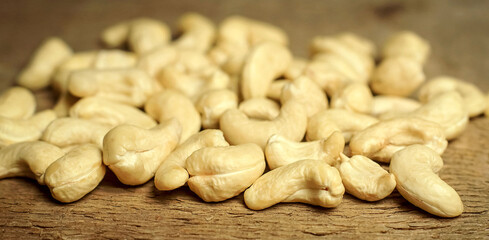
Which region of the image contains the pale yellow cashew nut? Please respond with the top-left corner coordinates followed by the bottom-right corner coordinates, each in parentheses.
top-left (381, 31), bottom-right (431, 65)
top-left (370, 57), bottom-right (425, 97)
top-left (280, 76), bottom-right (328, 118)
top-left (244, 159), bottom-right (345, 210)
top-left (330, 82), bottom-right (373, 114)
top-left (0, 87), bottom-right (36, 119)
top-left (0, 110), bottom-right (57, 148)
top-left (42, 118), bottom-right (113, 149)
top-left (196, 89), bottom-right (238, 129)
top-left (173, 12), bottom-right (216, 52)
top-left (238, 98), bottom-right (280, 121)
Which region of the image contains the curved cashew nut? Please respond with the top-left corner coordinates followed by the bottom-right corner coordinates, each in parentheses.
top-left (280, 76), bottom-right (328, 117)
top-left (418, 76), bottom-right (487, 117)
top-left (371, 95), bottom-right (421, 117)
top-left (144, 90), bottom-right (201, 143)
top-left (186, 143), bottom-right (265, 202)
top-left (390, 144), bottom-right (463, 217)
top-left (0, 141), bottom-right (64, 184)
top-left (158, 66), bottom-right (230, 102)
top-left (350, 117), bottom-right (448, 163)
top-left (410, 91), bottom-right (468, 140)
top-left (103, 119), bottom-right (181, 185)
top-left (0, 87), bottom-right (36, 119)
top-left (196, 89), bottom-right (238, 129)
top-left (370, 57), bottom-right (425, 97)
top-left (306, 109), bottom-right (378, 142)
top-left (42, 118), bottom-right (113, 149)
top-left (17, 37), bottom-right (73, 90)
top-left (173, 12), bottom-right (216, 52)
top-left (381, 31), bottom-right (431, 65)
top-left (220, 100), bottom-right (307, 149)
top-left (44, 144), bottom-right (106, 203)
top-left (0, 110), bottom-right (57, 148)
top-left (241, 42), bottom-right (292, 99)
top-left (330, 82), bottom-right (373, 114)
top-left (337, 153), bottom-right (396, 201)
top-left (101, 18), bottom-right (171, 54)
top-left (154, 129), bottom-right (229, 191)
top-left (266, 79), bottom-right (289, 101)
top-left (238, 98), bottom-right (280, 121)
top-left (69, 97), bottom-right (156, 128)
top-left (265, 131), bottom-right (344, 170)
top-left (244, 159), bottom-right (345, 210)
top-left (68, 68), bottom-right (160, 107)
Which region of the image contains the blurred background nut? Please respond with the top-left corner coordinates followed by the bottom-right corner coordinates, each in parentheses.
top-left (265, 132), bottom-right (344, 170)
top-left (244, 159), bottom-right (345, 210)
top-left (330, 82), bottom-right (373, 114)
top-left (370, 57), bottom-right (425, 97)
top-left (370, 95), bottom-right (421, 117)
top-left (17, 37), bottom-right (73, 90)
top-left (44, 144), bottom-right (106, 203)
top-left (186, 143), bottom-right (265, 202)
top-left (418, 76), bottom-right (487, 117)
top-left (154, 129), bottom-right (229, 191)
top-left (390, 144), bottom-right (463, 217)
top-left (337, 153), bottom-right (396, 201)
top-left (381, 31), bottom-right (431, 65)
top-left (0, 141), bottom-right (64, 184)
top-left (103, 119), bottom-right (181, 185)
top-left (350, 117), bottom-right (448, 163)
top-left (0, 87), bottom-right (36, 120)
top-left (284, 57), bottom-right (308, 80)
top-left (173, 12), bottom-right (216, 53)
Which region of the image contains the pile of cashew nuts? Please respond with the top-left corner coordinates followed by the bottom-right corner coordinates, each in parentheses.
top-left (2, 13), bottom-right (489, 218)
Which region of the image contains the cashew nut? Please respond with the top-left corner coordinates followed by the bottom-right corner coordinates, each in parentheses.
top-left (137, 46), bottom-right (178, 77)
top-left (409, 91), bottom-right (468, 140)
top-left (390, 144), bottom-right (463, 217)
top-left (220, 100), bottom-right (307, 149)
top-left (196, 89), bottom-right (238, 129)
top-left (371, 95), bottom-right (421, 117)
top-left (303, 59), bottom-right (346, 96)
top-left (349, 117), bottom-right (448, 163)
top-left (265, 131), bottom-right (344, 170)
top-left (0, 110), bottom-right (57, 148)
top-left (370, 57), bottom-right (425, 97)
top-left (381, 31), bottom-right (430, 65)
top-left (69, 97), bottom-right (156, 128)
top-left (241, 42), bottom-right (292, 99)
top-left (333, 32), bottom-right (377, 58)
top-left (42, 118), bottom-right (113, 149)
top-left (0, 87), bottom-right (36, 119)
top-left (0, 141), bottom-right (64, 184)
top-left (68, 68), bottom-right (161, 107)
top-left (238, 98), bottom-right (280, 121)
top-left (44, 144), bottom-right (106, 203)
top-left (144, 90), bottom-right (201, 143)
top-left (244, 159), bottom-right (344, 210)
top-left (306, 109), bottom-right (379, 142)
top-left (330, 82), bottom-right (373, 114)
top-left (92, 49), bottom-right (137, 69)
top-left (154, 129), bottom-right (229, 191)
top-left (337, 153), bottom-right (396, 201)
top-left (17, 37), bottom-right (73, 90)
top-left (280, 76), bottom-right (328, 117)
top-left (103, 119), bottom-right (181, 185)
top-left (418, 76), bottom-right (487, 117)
top-left (186, 143), bottom-right (265, 202)
top-left (101, 18), bottom-right (171, 54)
top-left (173, 12), bottom-right (216, 52)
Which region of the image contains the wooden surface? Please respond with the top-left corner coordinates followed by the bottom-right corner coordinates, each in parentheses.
top-left (1, 0), bottom-right (489, 239)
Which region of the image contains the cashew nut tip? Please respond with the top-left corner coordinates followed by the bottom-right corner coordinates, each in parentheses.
top-left (186, 143), bottom-right (265, 202)
top-left (244, 159), bottom-right (345, 210)
top-left (0, 141), bottom-right (64, 185)
top-left (154, 129), bottom-right (229, 191)
top-left (44, 144), bottom-right (106, 203)
top-left (390, 144), bottom-right (463, 217)
top-left (103, 119), bottom-right (181, 185)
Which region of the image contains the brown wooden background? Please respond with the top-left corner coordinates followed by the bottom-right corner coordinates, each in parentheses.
top-left (1, 0), bottom-right (488, 239)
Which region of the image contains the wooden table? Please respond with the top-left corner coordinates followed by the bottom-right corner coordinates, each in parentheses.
top-left (1, 0), bottom-right (488, 238)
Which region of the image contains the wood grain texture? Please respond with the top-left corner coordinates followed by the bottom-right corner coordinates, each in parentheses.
top-left (1, 0), bottom-right (488, 239)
